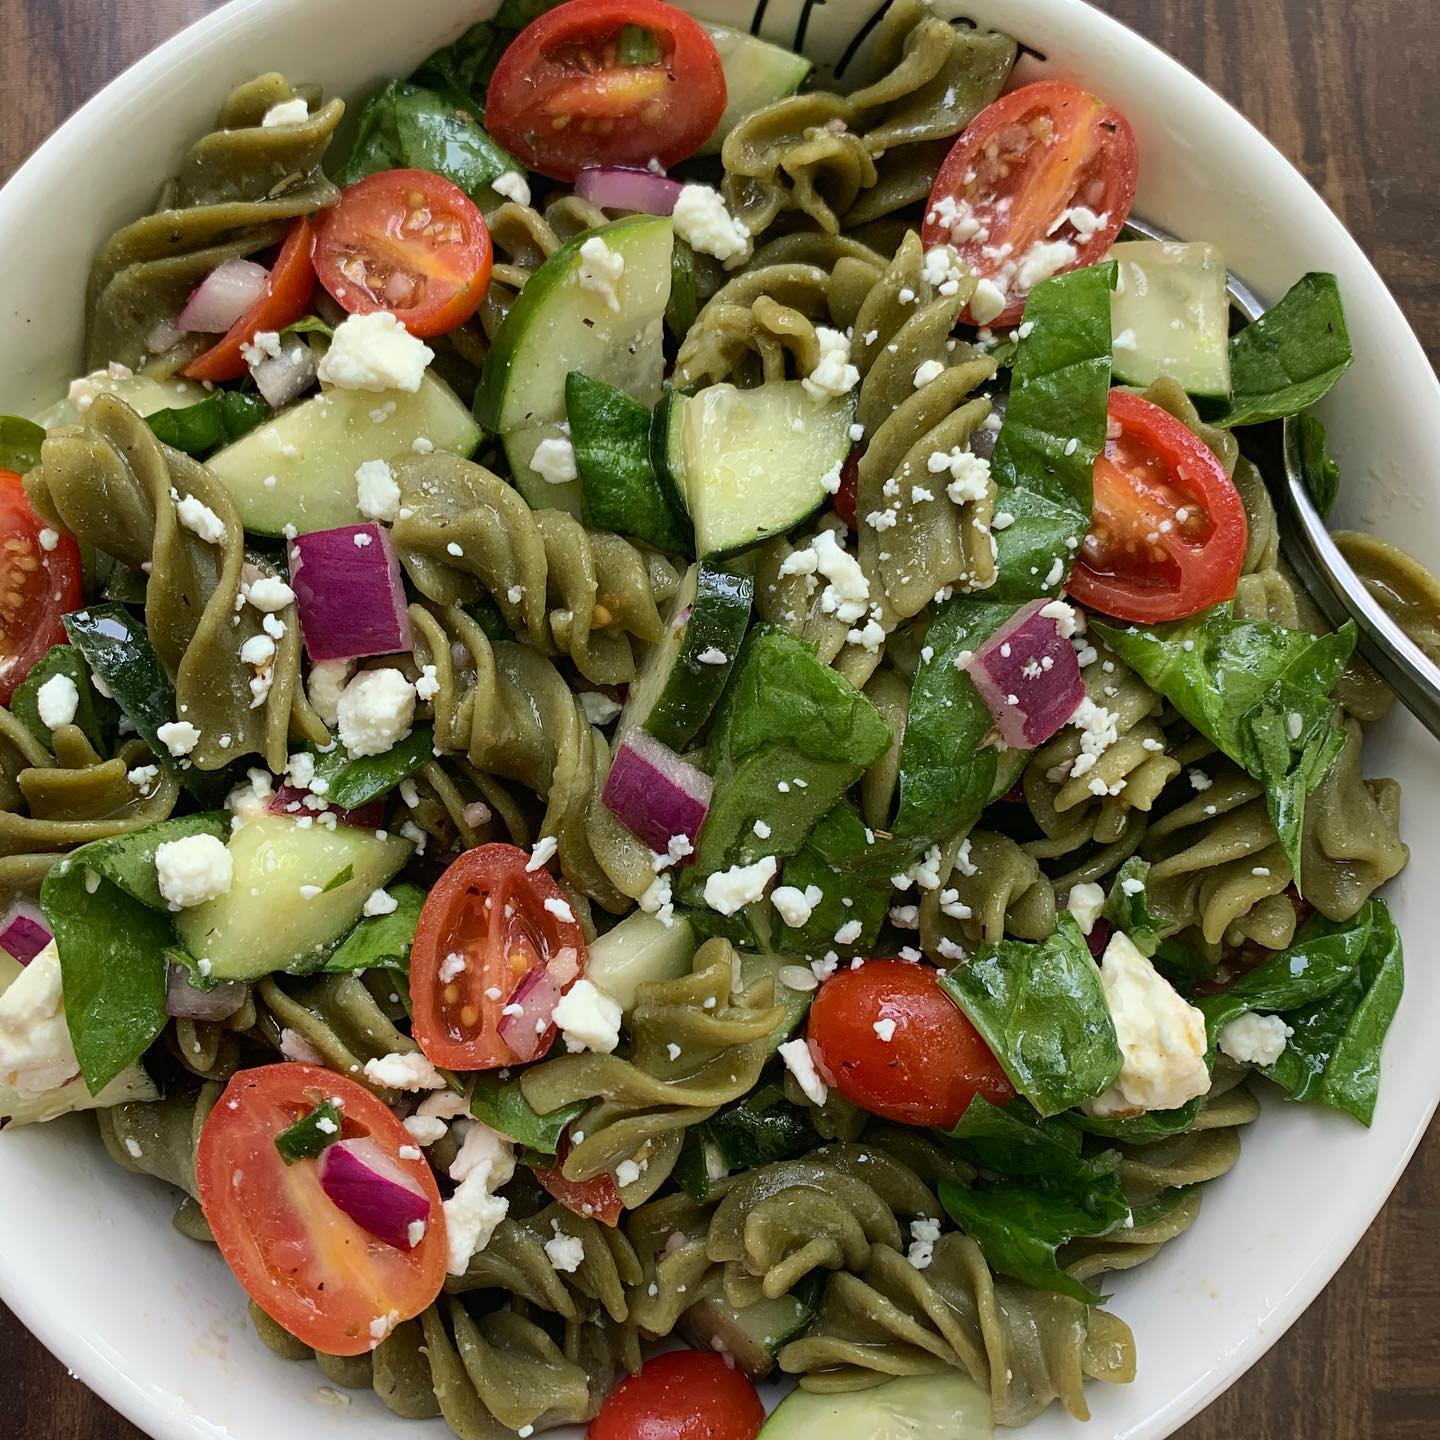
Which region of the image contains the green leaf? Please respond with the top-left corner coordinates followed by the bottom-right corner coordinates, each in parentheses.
top-left (10, 645), bottom-right (118, 752)
top-left (566, 371), bottom-right (691, 553)
top-left (892, 598), bottom-right (1015, 840)
top-left (63, 604), bottom-right (232, 805)
top-left (774, 803), bottom-right (892, 956)
top-left (988, 262), bottom-right (1116, 600)
top-left (1094, 606), bottom-right (1355, 881)
top-left (279, 316), bottom-right (334, 340)
top-left (41, 814), bottom-right (227, 1093)
top-left (1101, 857), bottom-right (1172, 958)
top-left (1295, 412), bottom-right (1341, 518)
top-left (1068, 1095), bottom-right (1204, 1144)
top-left (321, 882), bottom-right (425, 973)
top-left (146, 391), bottom-right (269, 457)
top-left (275, 1099), bottom-right (344, 1165)
top-left (0, 414), bottom-right (46, 473)
top-left (707, 1082), bottom-right (819, 1170)
top-left (939, 1174), bottom-right (1127, 1304)
top-left (310, 725), bottom-right (435, 810)
top-left (942, 1095), bottom-right (1093, 1181)
top-left (1200, 899), bottom-right (1401, 1126)
top-left (464, 593), bottom-right (514, 643)
top-left (1213, 273), bottom-right (1353, 428)
top-left (469, 1072), bottom-right (583, 1155)
top-left (337, 80), bottom-right (522, 206)
top-left (940, 914), bottom-right (1122, 1117)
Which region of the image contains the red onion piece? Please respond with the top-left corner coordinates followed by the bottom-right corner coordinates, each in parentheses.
top-left (319, 1136), bottom-right (431, 1251)
top-left (146, 318), bottom-right (184, 355)
top-left (963, 600), bottom-right (1086, 748)
top-left (165, 960), bottom-right (246, 1021)
top-left (497, 962), bottom-right (565, 1063)
top-left (250, 339), bottom-right (317, 408)
top-left (575, 166), bottom-right (683, 216)
top-left (0, 901), bottom-right (51, 966)
top-left (289, 524), bottom-right (413, 662)
top-left (268, 785), bottom-right (385, 830)
top-left (177, 258), bottom-right (269, 334)
top-left (601, 729), bottom-right (712, 857)
top-left (1083, 917), bottom-right (1113, 960)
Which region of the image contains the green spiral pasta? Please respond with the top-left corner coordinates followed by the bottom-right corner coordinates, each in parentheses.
top-left (720, 0), bottom-right (1015, 240)
top-left (27, 396), bottom-right (319, 772)
top-left (917, 828), bottom-right (1057, 956)
top-left (87, 75), bottom-right (344, 370)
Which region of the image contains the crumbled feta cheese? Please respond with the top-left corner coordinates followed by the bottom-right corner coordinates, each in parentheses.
top-left (834, 918), bottom-right (863, 945)
top-left (969, 277), bottom-right (1008, 326)
top-left (261, 97), bottom-right (310, 126)
top-left (363, 888), bottom-right (398, 918)
top-left (778, 1038), bottom-right (827, 1106)
top-left (703, 855), bottom-right (777, 915)
top-left (156, 719), bottom-right (201, 757)
top-left (1016, 238), bottom-right (1079, 291)
top-left (490, 169), bottom-right (531, 206)
top-left (671, 184), bottom-right (752, 267)
top-left (37, 527), bottom-right (59, 552)
top-left (579, 691), bottom-right (621, 726)
top-left (239, 634), bottom-right (276, 668)
top-left (544, 1223), bottom-right (586, 1274)
top-left (415, 664), bottom-right (440, 702)
top-left (638, 870), bottom-right (674, 926)
top-left (802, 327), bottom-right (860, 403)
top-left (155, 833), bottom-right (233, 910)
top-left (278, 1027), bottom-right (325, 1065)
top-left (126, 763), bottom-right (159, 792)
top-left (245, 575), bottom-right (295, 613)
top-left (318, 311), bottom-right (434, 393)
top-left (576, 236), bottom-right (625, 312)
top-left (797, 529), bottom-right (870, 623)
top-left (1188, 768), bottom-right (1212, 792)
top-left (1067, 881), bottom-right (1106, 935)
top-left (552, 978), bottom-right (623, 1054)
top-left (531, 435), bottom-right (578, 485)
top-left (443, 1121), bottom-right (515, 1274)
top-left (543, 896), bottom-right (575, 923)
top-left (695, 646), bottom-right (729, 666)
top-left (0, 944), bottom-right (83, 1099)
top-left (931, 446), bottom-right (991, 505)
top-left (336, 667), bottom-right (415, 757)
top-left (907, 1216), bottom-right (941, 1270)
top-left (1218, 1011), bottom-right (1293, 1067)
top-left (355, 458), bottom-right (400, 522)
top-left (913, 358), bottom-right (945, 389)
top-left (771, 883), bottom-right (823, 928)
top-left (35, 673), bottom-right (79, 730)
top-left (173, 492), bottom-right (226, 545)
top-left (1088, 931), bottom-right (1211, 1117)
top-left (873, 1018), bottom-right (897, 1042)
top-left (527, 835), bottom-right (558, 871)
top-left (363, 1050), bottom-right (447, 1091)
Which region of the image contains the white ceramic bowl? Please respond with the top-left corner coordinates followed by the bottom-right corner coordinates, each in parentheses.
top-left (2, 1), bottom-right (1437, 1437)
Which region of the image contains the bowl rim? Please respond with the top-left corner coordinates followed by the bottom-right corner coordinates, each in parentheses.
top-left (1, 1), bottom-right (1438, 1438)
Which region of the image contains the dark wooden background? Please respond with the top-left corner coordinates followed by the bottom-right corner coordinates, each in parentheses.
top-left (1, 0), bottom-right (1436, 1434)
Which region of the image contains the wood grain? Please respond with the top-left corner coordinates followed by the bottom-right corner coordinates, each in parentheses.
top-left (1, 0), bottom-right (1437, 1435)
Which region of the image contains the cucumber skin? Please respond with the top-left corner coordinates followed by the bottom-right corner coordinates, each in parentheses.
top-left (648, 388), bottom-right (690, 519)
top-left (644, 562), bottom-right (753, 751)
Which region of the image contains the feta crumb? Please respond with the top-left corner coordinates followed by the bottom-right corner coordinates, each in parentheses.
top-left (802, 327), bottom-right (860, 403)
top-left (778, 1038), bottom-right (827, 1106)
top-left (317, 311), bottom-right (433, 393)
top-left (245, 575), bottom-right (295, 613)
top-left (355, 459), bottom-right (400, 523)
top-left (579, 691), bottom-right (621, 726)
top-left (544, 1223), bottom-right (586, 1274)
top-left (703, 855), bottom-right (777, 915)
top-left (531, 435), bottom-right (578, 485)
top-left (363, 888), bottom-right (398, 917)
top-left (671, 183), bottom-right (752, 267)
top-left (527, 835), bottom-right (558, 871)
top-left (543, 896), bottom-right (575, 923)
top-left (364, 1050), bottom-right (447, 1091)
top-left (772, 883), bottom-right (824, 928)
top-left (35, 673), bottom-right (79, 730)
top-left (174, 492), bottom-right (227, 545)
top-left (873, 1018), bottom-right (897, 1042)
top-left (415, 664), bottom-right (440, 702)
top-left (1067, 881), bottom-right (1106, 935)
top-left (907, 1216), bottom-right (941, 1270)
top-left (490, 169), bottom-right (531, 207)
top-left (913, 358), bottom-right (945, 389)
top-left (577, 236), bottom-right (625, 311)
top-left (156, 720), bottom-right (201, 756)
top-left (552, 978), bottom-right (623, 1054)
top-left (155, 833), bottom-right (233, 910)
top-left (834, 918), bottom-right (863, 945)
top-left (336, 667), bottom-right (415, 757)
top-left (1218, 1011), bottom-right (1292, 1067)
top-left (261, 97), bottom-right (310, 126)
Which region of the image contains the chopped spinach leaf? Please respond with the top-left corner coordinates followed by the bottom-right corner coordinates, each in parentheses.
top-left (1296, 412), bottom-right (1341, 518)
top-left (10, 645), bottom-right (118, 752)
top-left (774, 803), bottom-right (890, 955)
top-left (1102, 857), bottom-right (1171, 957)
top-left (145, 391), bottom-right (269, 457)
top-left (470, 1072), bottom-right (584, 1155)
top-left (310, 725), bottom-right (434, 809)
top-left (0, 415), bottom-right (46, 473)
top-left (275, 1099), bottom-right (344, 1165)
top-left (322, 882), bottom-right (425, 973)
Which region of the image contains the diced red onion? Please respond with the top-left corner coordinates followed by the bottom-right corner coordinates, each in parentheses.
top-left (601, 729), bottom-right (712, 856)
top-left (319, 1136), bottom-right (431, 1251)
top-left (289, 524), bottom-right (413, 663)
top-left (146, 318), bottom-right (184, 355)
top-left (963, 600), bottom-right (1086, 748)
top-left (0, 901), bottom-right (51, 966)
top-left (177, 258), bottom-right (269, 334)
top-left (575, 166), bottom-right (683, 216)
top-left (165, 960), bottom-right (246, 1021)
top-left (267, 785), bottom-right (385, 830)
top-left (250, 339), bottom-right (317, 408)
top-left (1083, 917), bottom-right (1113, 960)
top-left (497, 962), bottom-right (565, 1063)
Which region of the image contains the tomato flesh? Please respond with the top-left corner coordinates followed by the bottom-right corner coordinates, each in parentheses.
top-left (485, 0), bottom-right (727, 181)
top-left (196, 1064), bottom-right (447, 1356)
top-left (534, 1147), bottom-right (625, 1228)
top-left (0, 471), bottom-right (82, 704)
top-left (833, 442), bottom-right (863, 530)
top-left (922, 80), bottom-right (1138, 328)
top-left (410, 843), bottom-right (587, 1070)
top-left (314, 169), bottom-right (493, 339)
top-left (807, 959), bottom-right (1013, 1128)
top-left (1067, 389), bottom-right (1247, 623)
top-left (588, 1350), bottom-right (765, 1440)
top-left (185, 217), bottom-right (316, 382)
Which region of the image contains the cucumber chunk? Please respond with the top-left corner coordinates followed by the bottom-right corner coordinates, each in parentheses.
top-left (174, 814), bottom-right (411, 981)
top-left (619, 561), bottom-right (753, 749)
top-left (699, 24), bottom-right (813, 156)
top-left (759, 1372), bottom-right (994, 1439)
top-left (1110, 239), bottom-right (1231, 398)
top-left (662, 380), bottom-right (854, 558)
top-left (207, 373), bottom-right (481, 535)
top-left (584, 908), bottom-right (697, 1011)
top-left (504, 420), bottom-right (583, 517)
top-left (678, 1287), bottom-right (819, 1380)
top-left (475, 214), bottom-right (673, 442)
top-left (36, 371), bottom-right (210, 429)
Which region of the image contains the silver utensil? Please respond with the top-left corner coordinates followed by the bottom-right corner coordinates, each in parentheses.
top-left (1125, 214), bottom-right (1440, 741)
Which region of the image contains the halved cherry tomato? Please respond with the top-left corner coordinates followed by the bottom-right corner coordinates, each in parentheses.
top-left (410, 843), bottom-right (587, 1070)
top-left (196, 1064), bottom-right (447, 1356)
top-left (313, 170), bottom-right (493, 338)
top-left (534, 1143), bottom-right (625, 1228)
top-left (484, 0), bottom-right (727, 181)
top-left (588, 1350), bottom-right (765, 1440)
top-left (184, 217), bottom-right (316, 382)
top-left (833, 442), bottom-right (863, 530)
top-left (1067, 389), bottom-right (1247, 623)
top-left (0, 471), bottom-right (82, 704)
top-left (922, 80), bottom-right (1138, 329)
top-left (807, 959), bottom-right (1013, 1128)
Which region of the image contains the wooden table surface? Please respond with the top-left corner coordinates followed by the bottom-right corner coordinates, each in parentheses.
top-left (1, 0), bottom-right (1437, 1434)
